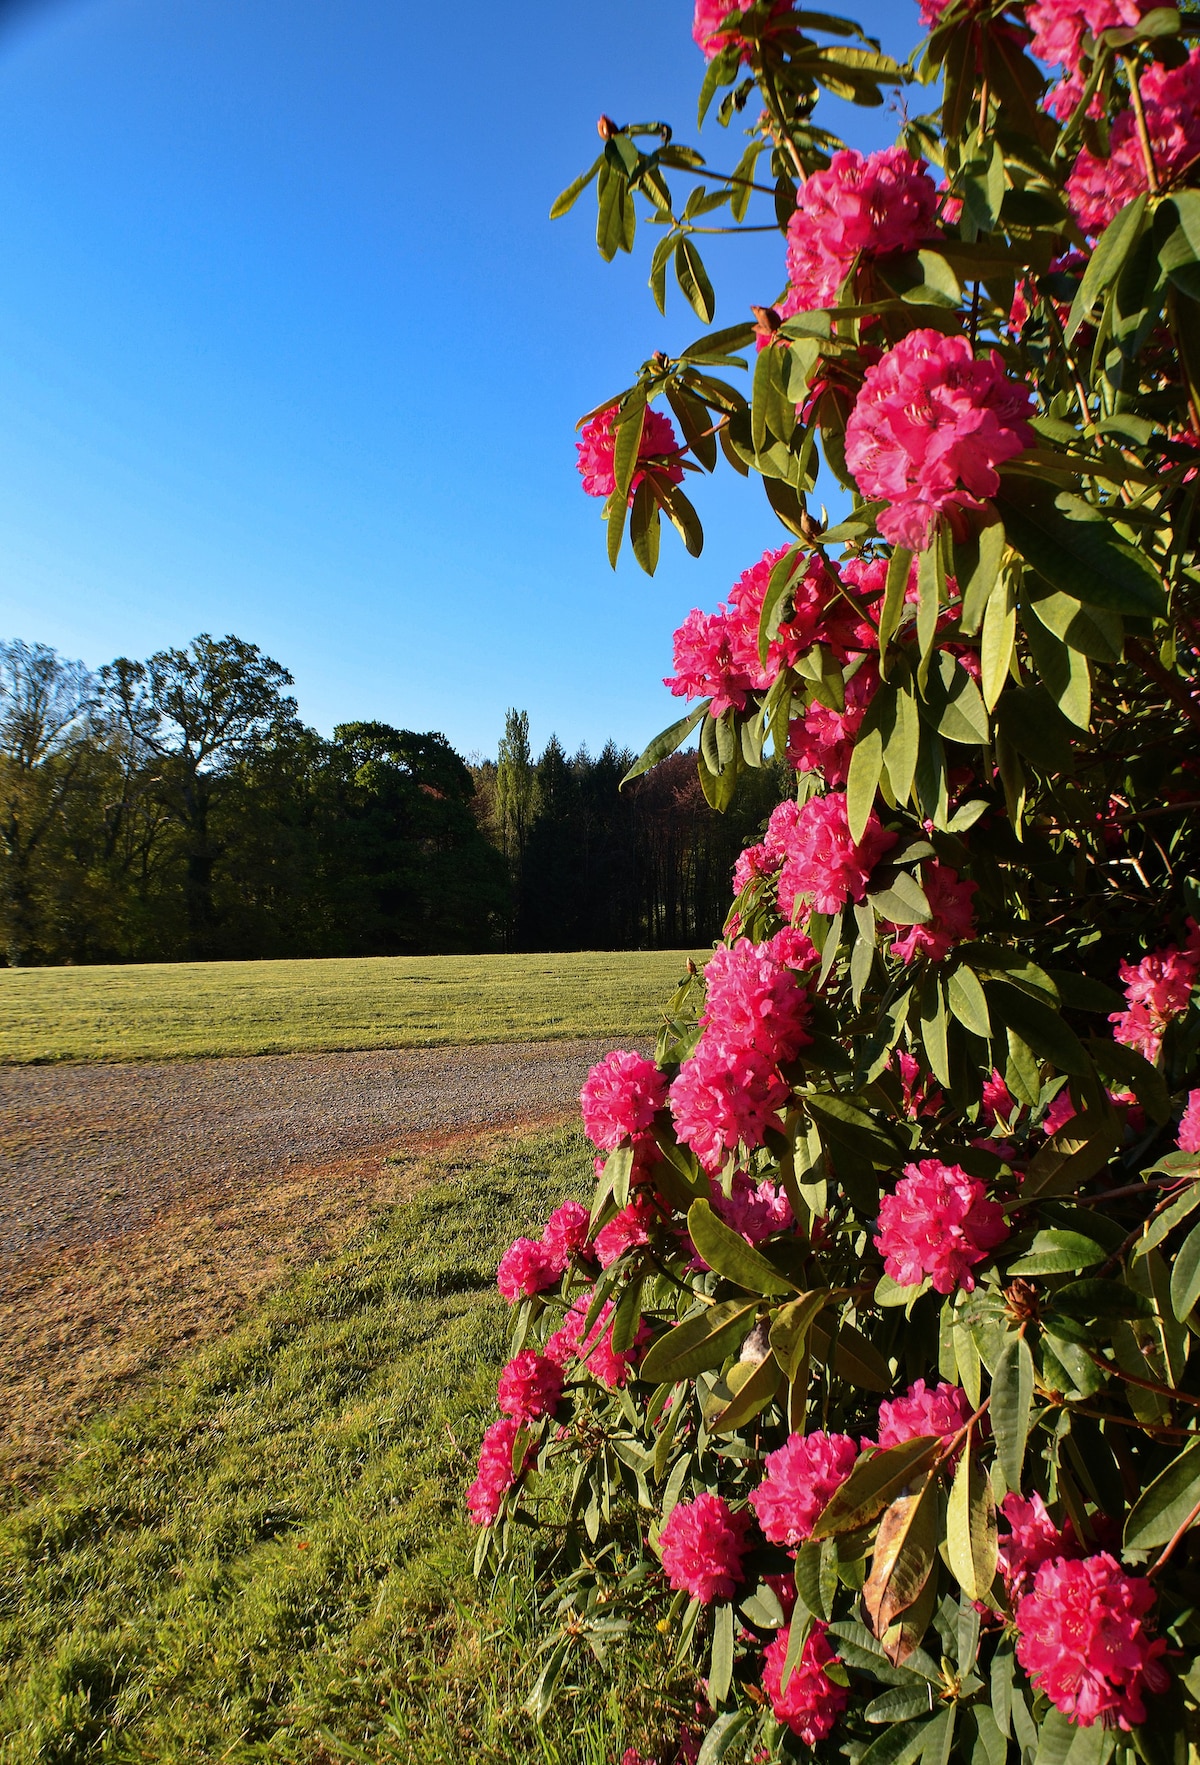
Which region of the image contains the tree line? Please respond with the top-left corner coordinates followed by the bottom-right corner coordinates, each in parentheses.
top-left (0, 636), bottom-right (783, 966)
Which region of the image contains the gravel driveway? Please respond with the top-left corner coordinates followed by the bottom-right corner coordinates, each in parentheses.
top-left (0, 1038), bottom-right (619, 1267)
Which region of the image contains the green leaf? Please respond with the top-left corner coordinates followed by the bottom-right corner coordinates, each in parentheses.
top-left (946, 1443), bottom-right (997, 1601)
top-left (1141, 1180), bottom-right (1200, 1252)
top-left (810, 1317), bottom-right (893, 1391)
top-left (865, 1686), bottom-right (938, 1723)
top-left (1026, 583), bottom-right (1123, 664)
top-left (996, 485), bottom-right (1167, 619)
top-left (959, 516), bottom-right (1007, 636)
top-left (869, 870), bottom-right (931, 927)
top-left (550, 154), bottom-right (604, 220)
top-left (622, 702), bottom-right (711, 787)
top-left (1067, 193), bottom-right (1149, 338)
top-left (1050, 1279), bottom-right (1153, 1321)
top-left (1024, 598), bottom-right (1091, 729)
top-left (675, 236), bottom-right (716, 324)
top-left (707, 1351), bottom-right (781, 1433)
top-left (810, 1437), bottom-right (941, 1540)
top-left (1170, 1217), bottom-right (1200, 1320)
top-left (709, 1599), bottom-right (734, 1704)
top-left (769, 1291), bottom-right (832, 1380)
top-left (687, 1199), bottom-right (798, 1297)
top-left (919, 651), bottom-right (989, 746)
top-left (609, 1275), bottom-right (644, 1354)
top-left (847, 691), bottom-right (889, 843)
top-left (878, 547), bottom-right (913, 670)
top-left (987, 978), bottom-right (1089, 1074)
top-left (806, 1092), bottom-right (902, 1164)
top-left (883, 681), bottom-right (920, 807)
top-left (1124, 1437), bottom-right (1200, 1550)
top-left (628, 476), bottom-right (661, 575)
top-left (695, 1710), bottom-right (754, 1765)
top-left (857, 1719), bottom-right (931, 1765)
top-left (947, 966), bottom-right (991, 1039)
top-left (991, 1332), bottom-right (1034, 1495)
top-left (980, 573), bottom-right (1015, 712)
top-left (638, 1298), bottom-right (758, 1385)
top-left (1007, 1230), bottom-right (1107, 1277)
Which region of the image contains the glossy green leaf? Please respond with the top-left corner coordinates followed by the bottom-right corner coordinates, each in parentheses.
top-left (996, 485), bottom-right (1167, 619)
top-left (638, 1298), bottom-right (758, 1385)
top-left (991, 1332), bottom-right (1034, 1495)
top-left (946, 1444), bottom-right (997, 1601)
top-left (1170, 1217), bottom-right (1200, 1320)
top-left (1006, 1230), bottom-right (1107, 1276)
top-left (1124, 1437), bottom-right (1200, 1550)
top-left (687, 1199), bottom-right (798, 1296)
top-left (810, 1436), bottom-right (941, 1539)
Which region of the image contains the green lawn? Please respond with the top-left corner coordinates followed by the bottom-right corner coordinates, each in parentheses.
top-left (0, 1125), bottom-right (683, 1764)
top-left (0, 950), bottom-right (700, 1064)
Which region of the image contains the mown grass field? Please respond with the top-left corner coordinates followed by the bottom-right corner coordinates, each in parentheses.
top-left (0, 950), bottom-right (700, 1064)
top-left (0, 1125), bottom-right (685, 1764)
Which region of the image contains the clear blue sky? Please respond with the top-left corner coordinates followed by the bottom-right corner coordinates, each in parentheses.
top-left (0, 0), bottom-right (919, 761)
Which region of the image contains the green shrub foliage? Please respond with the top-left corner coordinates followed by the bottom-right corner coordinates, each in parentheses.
top-left (470, 4), bottom-right (1200, 1759)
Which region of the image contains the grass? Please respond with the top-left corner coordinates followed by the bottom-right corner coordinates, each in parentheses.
top-left (0, 951), bottom-right (699, 1064)
top-left (0, 1125), bottom-right (684, 1764)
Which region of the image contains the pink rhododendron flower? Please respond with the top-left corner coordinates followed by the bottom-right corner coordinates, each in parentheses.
top-left (889, 863), bottom-right (978, 963)
top-left (709, 1170), bottom-right (794, 1246)
top-left (1028, 0), bottom-right (1149, 117)
top-left (1111, 929), bottom-right (1200, 1063)
top-left (669, 1037), bottom-right (790, 1172)
top-left (896, 1049), bottom-right (944, 1117)
top-left (658, 1492), bottom-right (752, 1602)
top-left (774, 791), bottom-right (898, 919)
top-left (593, 1194), bottom-right (662, 1268)
top-left (576, 404), bottom-right (683, 502)
top-left (733, 841), bottom-right (776, 894)
top-left (1069, 50), bottom-right (1200, 231)
top-left (467, 1416), bottom-right (535, 1525)
top-left (701, 937), bottom-right (812, 1061)
top-left (580, 1049), bottom-right (669, 1150)
top-left (844, 327), bottom-right (1034, 551)
top-left (496, 1236), bottom-right (557, 1303)
top-left (1180, 1089), bottom-right (1200, 1154)
top-left (750, 1431), bottom-right (859, 1545)
top-left (496, 1350), bottom-right (566, 1424)
top-left (545, 1292), bottom-right (648, 1389)
top-left (982, 1069), bottom-right (1016, 1128)
top-left (765, 924), bottom-right (820, 971)
top-left (664, 550), bottom-right (837, 713)
top-left (781, 148), bottom-right (939, 315)
top-left (998, 1492), bottom-right (1079, 1602)
top-left (664, 606), bottom-right (755, 718)
top-left (692, 0), bottom-right (793, 59)
top-left (873, 1378), bottom-right (972, 1450)
top-left (875, 1158), bottom-right (1009, 1294)
top-left (542, 1199), bottom-right (591, 1273)
top-left (1015, 1553), bottom-right (1170, 1729)
top-left (761, 1622), bottom-right (851, 1744)
top-left (787, 663), bottom-right (879, 787)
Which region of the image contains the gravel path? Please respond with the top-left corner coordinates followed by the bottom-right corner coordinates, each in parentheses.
top-left (0, 1039), bottom-right (619, 1267)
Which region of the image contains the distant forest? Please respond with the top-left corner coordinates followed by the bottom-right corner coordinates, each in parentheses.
top-left (0, 635), bottom-right (784, 966)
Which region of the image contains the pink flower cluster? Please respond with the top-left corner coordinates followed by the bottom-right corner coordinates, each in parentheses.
top-left (1111, 926), bottom-right (1200, 1063)
top-left (576, 404), bottom-right (683, 502)
top-left (844, 327), bottom-right (1035, 552)
top-left (761, 1622), bottom-right (850, 1744)
top-left (1015, 1553), bottom-right (1170, 1728)
top-left (875, 1158), bottom-right (1009, 1294)
top-left (546, 1291), bottom-right (648, 1389)
top-left (872, 1378), bottom-right (972, 1450)
top-left (701, 937), bottom-right (812, 1060)
top-left (658, 1492), bottom-right (751, 1602)
top-left (787, 663), bottom-right (879, 787)
top-left (998, 1492), bottom-right (1079, 1603)
top-left (580, 1048), bottom-right (669, 1150)
top-left (750, 1430), bottom-right (859, 1545)
top-left (497, 1350), bottom-right (565, 1424)
top-left (773, 791), bottom-right (898, 920)
top-left (665, 549), bottom-right (843, 715)
top-left (692, 0), bottom-right (793, 60)
top-left (593, 1193), bottom-right (663, 1268)
top-left (496, 1199), bottom-right (591, 1302)
top-left (781, 147), bottom-right (939, 315)
top-left (669, 1038), bottom-right (790, 1173)
top-left (1028, 0), bottom-right (1150, 118)
top-left (1069, 50), bottom-right (1200, 232)
top-left (888, 862), bottom-right (978, 964)
top-left (710, 1170), bottom-right (794, 1247)
top-left (897, 1048), bottom-right (944, 1118)
top-left (1180, 1088), bottom-right (1200, 1154)
top-left (467, 1416), bottom-right (536, 1526)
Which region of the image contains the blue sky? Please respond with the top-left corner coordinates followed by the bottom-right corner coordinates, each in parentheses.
top-left (0, 0), bottom-right (920, 761)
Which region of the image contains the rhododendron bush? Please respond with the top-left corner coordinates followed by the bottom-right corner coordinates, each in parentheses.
top-left (470, 2), bottom-right (1200, 1757)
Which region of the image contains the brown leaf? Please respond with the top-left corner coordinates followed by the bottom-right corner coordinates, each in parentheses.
top-left (862, 1472), bottom-right (938, 1638)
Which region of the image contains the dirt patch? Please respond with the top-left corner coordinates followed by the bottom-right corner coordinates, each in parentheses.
top-left (0, 1118), bottom-right (569, 1501)
top-left (0, 1037), bottom-right (626, 1501)
top-left (0, 1037), bottom-right (619, 1263)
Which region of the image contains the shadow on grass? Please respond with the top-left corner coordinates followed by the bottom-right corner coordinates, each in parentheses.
top-left (0, 1126), bottom-right (696, 1765)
